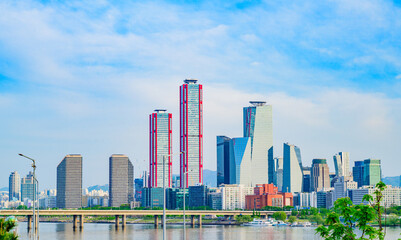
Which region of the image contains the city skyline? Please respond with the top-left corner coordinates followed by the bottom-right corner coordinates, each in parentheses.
top-left (1, 0), bottom-right (401, 189)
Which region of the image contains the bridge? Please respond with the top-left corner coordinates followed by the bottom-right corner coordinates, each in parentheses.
top-left (0, 210), bottom-right (291, 230)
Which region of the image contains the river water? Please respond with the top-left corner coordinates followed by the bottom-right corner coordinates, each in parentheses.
top-left (16, 222), bottom-right (401, 240)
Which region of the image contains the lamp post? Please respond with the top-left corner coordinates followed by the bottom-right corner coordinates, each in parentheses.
top-left (19, 154), bottom-right (38, 240)
top-left (161, 151), bottom-right (185, 240)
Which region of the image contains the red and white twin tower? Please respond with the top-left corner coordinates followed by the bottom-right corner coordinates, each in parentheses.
top-left (149, 79), bottom-right (203, 188)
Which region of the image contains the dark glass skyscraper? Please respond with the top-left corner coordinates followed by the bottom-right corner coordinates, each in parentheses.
top-left (57, 154), bottom-right (82, 209)
top-left (109, 154), bottom-right (134, 207)
top-left (180, 79), bottom-right (203, 187)
top-left (216, 136), bottom-right (231, 186)
top-left (21, 172), bottom-right (35, 201)
top-left (282, 143), bottom-right (303, 193)
top-left (352, 161), bottom-right (364, 187)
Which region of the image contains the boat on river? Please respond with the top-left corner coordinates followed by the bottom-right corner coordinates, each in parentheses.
top-left (243, 218), bottom-right (273, 226)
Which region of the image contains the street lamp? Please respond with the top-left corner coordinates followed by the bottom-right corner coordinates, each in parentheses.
top-left (182, 168), bottom-right (193, 240)
top-left (19, 154), bottom-right (39, 240)
top-left (161, 151), bottom-right (185, 240)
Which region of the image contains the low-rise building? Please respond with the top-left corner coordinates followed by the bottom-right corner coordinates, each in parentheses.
top-left (245, 184), bottom-right (293, 209)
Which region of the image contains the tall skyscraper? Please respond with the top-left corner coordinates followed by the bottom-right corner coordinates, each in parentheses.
top-left (180, 79), bottom-right (203, 187)
top-left (282, 143), bottom-right (303, 193)
top-left (273, 157), bottom-right (284, 192)
top-left (21, 172), bottom-right (35, 201)
top-left (57, 154), bottom-right (82, 209)
top-left (333, 152), bottom-right (350, 177)
top-left (9, 171), bottom-right (20, 201)
top-left (243, 101), bottom-right (273, 185)
top-left (217, 136), bottom-right (231, 186)
top-left (363, 159), bottom-right (382, 186)
top-left (302, 167), bottom-right (311, 192)
top-left (149, 109), bottom-right (173, 188)
top-left (311, 159), bottom-right (330, 192)
top-left (109, 154), bottom-right (134, 207)
top-left (353, 161), bottom-right (364, 187)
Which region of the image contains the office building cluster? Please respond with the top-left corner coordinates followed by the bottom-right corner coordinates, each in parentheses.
top-left (3, 78), bottom-right (400, 211)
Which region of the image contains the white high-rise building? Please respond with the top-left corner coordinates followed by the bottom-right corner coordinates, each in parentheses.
top-left (9, 171), bottom-right (21, 201)
top-left (220, 184), bottom-right (254, 210)
top-left (243, 101), bottom-right (273, 185)
top-left (180, 79), bottom-right (203, 187)
top-left (333, 152), bottom-right (350, 177)
top-left (282, 143), bottom-right (303, 193)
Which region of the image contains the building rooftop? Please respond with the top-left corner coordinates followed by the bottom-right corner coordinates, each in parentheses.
top-left (249, 101), bottom-right (266, 106)
top-left (65, 154), bottom-right (82, 157)
top-left (184, 78), bottom-right (198, 84)
top-left (154, 109), bottom-right (167, 113)
top-left (313, 159), bottom-right (327, 164)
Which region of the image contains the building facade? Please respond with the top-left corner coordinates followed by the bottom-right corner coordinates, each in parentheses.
top-left (149, 109), bottom-right (173, 188)
top-left (302, 167), bottom-right (311, 193)
top-left (188, 185), bottom-right (208, 207)
top-left (353, 161), bottom-right (364, 188)
top-left (333, 152), bottom-right (350, 178)
top-left (243, 101), bottom-right (273, 185)
top-left (216, 136), bottom-right (231, 186)
top-left (273, 157), bottom-right (283, 191)
top-left (363, 159), bottom-right (382, 186)
top-left (180, 79), bottom-right (203, 187)
top-left (220, 184), bottom-right (254, 210)
top-left (282, 143), bottom-right (303, 193)
top-left (109, 154), bottom-right (134, 207)
top-left (311, 159), bottom-right (330, 192)
top-left (9, 171), bottom-right (20, 201)
top-left (245, 184), bottom-right (293, 209)
top-left (333, 176), bottom-right (357, 202)
top-left (21, 172), bottom-right (35, 201)
top-left (56, 154), bottom-right (82, 209)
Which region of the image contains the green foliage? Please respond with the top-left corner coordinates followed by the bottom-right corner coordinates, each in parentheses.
top-left (288, 216), bottom-right (297, 224)
top-left (291, 210), bottom-right (298, 216)
top-left (308, 213), bottom-right (324, 225)
top-left (0, 218), bottom-right (19, 240)
top-left (272, 211), bottom-right (286, 221)
top-left (386, 215), bottom-right (400, 226)
top-left (316, 181), bottom-right (387, 240)
top-left (235, 215), bottom-right (252, 223)
top-left (16, 205), bottom-right (27, 210)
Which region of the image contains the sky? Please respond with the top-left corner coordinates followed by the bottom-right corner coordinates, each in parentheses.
top-left (1, 0), bottom-right (401, 189)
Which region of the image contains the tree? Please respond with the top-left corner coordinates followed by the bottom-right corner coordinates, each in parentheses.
top-left (288, 216), bottom-right (297, 224)
top-left (309, 214), bottom-right (324, 225)
top-left (0, 218), bottom-right (18, 240)
top-left (235, 215), bottom-right (252, 223)
top-left (316, 181), bottom-right (387, 240)
top-left (272, 211), bottom-right (286, 221)
top-left (363, 181), bottom-right (387, 240)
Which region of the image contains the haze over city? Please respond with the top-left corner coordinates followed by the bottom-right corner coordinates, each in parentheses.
top-left (1, 0), bottom-right (401, 190)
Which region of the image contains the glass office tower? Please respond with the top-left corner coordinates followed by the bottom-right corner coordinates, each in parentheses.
top-left (109, 154), bottom-right (134, 207)
top-left (9, 171), bottom-right (21, 201)
top-left (311, 159), bottom-right (330, 192)
top-left (353, 161), bottom-right (364, 187)
top-left (282, 143), bottom-right (303, 193)
top-left (363, 159), bottom-right (381, 186)
top-left (333, 152), bottom-right (350, 177)
top-left (243, 101), bottom-right (273, 185)
top-left (180, 79), bottom-right (203, 187)
top-left (57, 154), bottom-right (82, 209)
top-left (149, 109), bottom-right (173, 188)
top-left (21, 172), bottom-right (35, 201)
top-left (217, 136), bottom-right (231, 187)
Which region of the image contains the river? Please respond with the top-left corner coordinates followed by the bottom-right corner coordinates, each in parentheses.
top-left (16, 222), bottom-right (401, 240)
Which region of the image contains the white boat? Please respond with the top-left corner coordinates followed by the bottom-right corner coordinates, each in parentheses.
top-left (243, 218), bottom-right (272, 226)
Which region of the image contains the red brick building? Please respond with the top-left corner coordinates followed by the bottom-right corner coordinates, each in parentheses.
top-left (245, 184), bottom-right (293, 209)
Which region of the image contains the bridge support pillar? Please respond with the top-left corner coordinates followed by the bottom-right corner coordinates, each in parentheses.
top-left (154, 215), bottom-right (159, 228)
top-left (27, 215), bottom-right (32, 231)
top-left (79, 215), bottom-right (84, 229)
top-left (115, 215), bottom-right (120, 228)
top-left (198, 215), bottom-right (202, 226)
top-left (73, 215), bottom-right (78, 229)
top-left (190, 215), bottom-right (195, 227)
top-left (122, 215), bottom-right (126, 228)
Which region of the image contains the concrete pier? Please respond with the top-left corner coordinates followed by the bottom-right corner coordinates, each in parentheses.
top-left (115, 215), bottom-right (120, 228)
top-left (73, 215), bottom-right (78, 229)
top-left (122, 215), bottom-right (126, 228)
top-left (27, 215), bottom-right (32, 230)
top-left (154, 215), bottom-right (159, 228)
top-left (79, 215), bottom-right (84, 229)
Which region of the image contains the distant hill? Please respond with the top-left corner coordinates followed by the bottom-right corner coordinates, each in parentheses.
top-left (382, 176), bottom-right (400, 187)
top-left (203, 169), bottom-right (217, 188)
top-left (0, 187), bottom-right (8, 192)
top-left (87, 184), bottom-right (108, 192)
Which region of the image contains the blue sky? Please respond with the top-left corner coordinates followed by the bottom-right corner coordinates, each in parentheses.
top-left (1, 0), bottom-right (401, 189)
